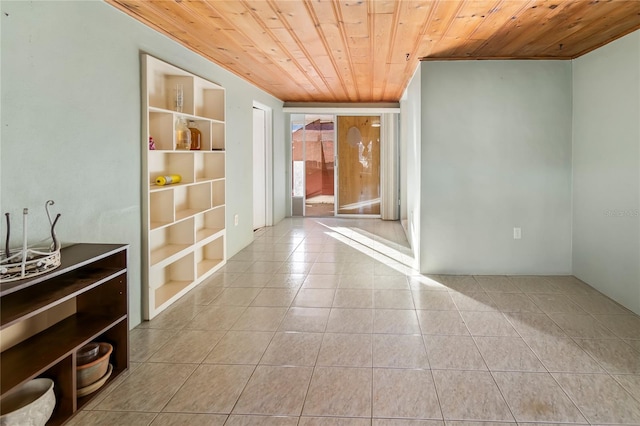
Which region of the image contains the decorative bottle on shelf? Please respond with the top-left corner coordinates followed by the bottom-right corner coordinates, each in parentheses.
top-left (175, 117), bottom-right (191, 150)
top-left (188, 120), bottom-right (201, 150)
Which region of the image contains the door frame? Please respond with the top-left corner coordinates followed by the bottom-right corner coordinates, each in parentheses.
top-left (285, 107), bottom-right (400, 219)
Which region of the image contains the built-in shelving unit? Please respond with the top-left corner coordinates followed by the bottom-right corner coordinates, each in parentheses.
top-left (142, 54), bottom-right (226, 320)
top-left (0, 244), bottom-right (129, 426)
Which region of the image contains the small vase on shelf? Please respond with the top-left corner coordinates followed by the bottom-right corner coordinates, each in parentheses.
top-left (174, 84), bottom-right (184, 113)
top-left (188, 121), bottom-right (201, 150)
top-left (175, 117), bottom-right (191, 150)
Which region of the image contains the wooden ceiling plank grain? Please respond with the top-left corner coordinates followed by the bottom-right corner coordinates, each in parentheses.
top-left (193, 1), bottom-right (323, 100)
top-left (331, 0), bottom-right (365, 100)
top-left (372, 11), bottom-right (396, 100)
top-left (536, 1), bottom-right (640, 57)
top-left (562, 12), bottom-right (640, 58)
top-left (461, 0), bottom-right (539, 57)
top-left (134, 1), bottom-right (275, 82)
top-left (444, 0), bottom-right (499, 41)
top-left (109, 1), bottom-right (240, 71)
top-left (384, 62), bottom-right (410, 100)
top-left (239, 0), bottom-right (284, 29)
top-left (371, 0), bottom-right (397, 15)
top-left (419, 0), bottom-right (474, 58)
top-left (339, 0), bottom-right (371, 39)
top-left (107, 0), bottom-right (640, 103)
top-left (423, 0), bottom-right (468, 39)
top-left (205, 0), bottom-right (336, 100)
top-left (515, 0), bottom-right (616, 55)
top-left (445, 0), bottom-right (505, 57)
top-left (308, 0), bottom-right (359, 100)
top-left (479, 0), bottom-right (582, 57)
top-left (194, 3), bottom-right (282, 56)
top-left (268, 0), bottom-right (344, 101)
top-left (367, 0), bottom-right (375, 101)
top-left (338, 0), bottom-right (373, 99)
top-left (172, 15), bottom-right (300, 99)
top-left (384, 1), bottom-right (438, 99)
top-left (464, 1), bottom-right (529, 39)
top-left (376, 0), bottom-right (404, 101)
top-left (450, 0), bottom-right (535, 57)
top-left (394, 1), bottom-right (436, 63)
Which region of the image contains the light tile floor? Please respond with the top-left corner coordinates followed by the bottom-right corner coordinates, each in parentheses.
top-left (71, 218), bottom-right (640, 425)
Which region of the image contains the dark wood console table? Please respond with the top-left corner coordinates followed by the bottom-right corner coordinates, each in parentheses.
top-left (0, 243), bottom-right (129, 425)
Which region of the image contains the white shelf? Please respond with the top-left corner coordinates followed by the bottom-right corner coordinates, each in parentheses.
top-left (196, 236), bottom-right (225, 279)
top-left (142, 54), bottom-right (227, 320)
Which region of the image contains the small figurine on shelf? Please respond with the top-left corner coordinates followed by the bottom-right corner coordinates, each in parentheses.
top-left (149, 136), bottom-right (156, 150)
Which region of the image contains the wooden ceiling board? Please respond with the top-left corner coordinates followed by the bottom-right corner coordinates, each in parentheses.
top-left (491, 1), bottom-right (584, 56)
top-left (267, 1), bottom-right (343, 100)
top-left (338, 0), bottom-right (371, 38)
top-left (540, 1), bottom-right (639, 57)
top-left (465, 1), bottom-right (524, 36)
top-left (372, 12), bottom-right (396, 99)
top-left (314, 1), bottom-right (366, 100)
top-left (464, 0), bottom-right (557, 57)
top-left (309, 1), bottom-right (360, 100)
top-left (562, 9), bottom-right (640, 57)
top-left (443, 0), bottom-right (504, 56)
top-left (243, 0), bottom-right (282, 29)
top-left (202, 1), bottom-right (329, 100)
top-left (106, 0), bottom-right (640, 103)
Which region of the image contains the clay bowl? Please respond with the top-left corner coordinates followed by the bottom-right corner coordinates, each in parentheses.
top-left (0, 378), bottom-right (55, 426)
top-left (76, 342), bottom-right (100, 365)
top-left (76, 342), bottom-right (112, 388)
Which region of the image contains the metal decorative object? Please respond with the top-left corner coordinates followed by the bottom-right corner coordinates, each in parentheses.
top-left (0, 200), bottom-right (61, 282)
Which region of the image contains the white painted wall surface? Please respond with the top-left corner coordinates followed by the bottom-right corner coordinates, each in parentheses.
top-left (1, 1), bottom-right (284, 327)
top-left (572, 31), bottom-right (640, 314)
top-left (419, 61), bottom-right (573, 274)
top-left (399, 65), bottom-right (422, 268)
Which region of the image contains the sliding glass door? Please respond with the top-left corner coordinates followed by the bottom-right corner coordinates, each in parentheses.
top-left (291, 114), bottom-right (381, 217)
top-left (336, 116), bottom-right (381, 216)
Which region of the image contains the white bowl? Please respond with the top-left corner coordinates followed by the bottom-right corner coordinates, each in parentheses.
top-left (0, 378), bottom-right (55, 426)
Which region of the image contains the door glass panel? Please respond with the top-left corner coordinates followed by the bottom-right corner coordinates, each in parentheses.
top-left (291, 115), bottom-right (305, 216)
top-left (304, 116), bottom-right (334, 216)
top-left (291, 115), bottom-right (335, 216)
top-left (337, 116), bottom-right (381, 215)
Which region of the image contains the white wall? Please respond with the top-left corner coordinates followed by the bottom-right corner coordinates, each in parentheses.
top-left (572, 31), bottom-right (640, 314)
top-left (419, 61), bottom-right (573, 274)
top-left (399, 66), bottom-right (422, 268)
top-left (1, 1), bottom-right (284, 327)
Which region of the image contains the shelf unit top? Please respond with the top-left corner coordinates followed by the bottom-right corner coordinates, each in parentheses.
top-left (0, 244), bottom-right (129, 297)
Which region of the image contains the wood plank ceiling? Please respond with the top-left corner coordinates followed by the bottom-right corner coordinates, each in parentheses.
top-left (107, 0), bottom-right (640, 103)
